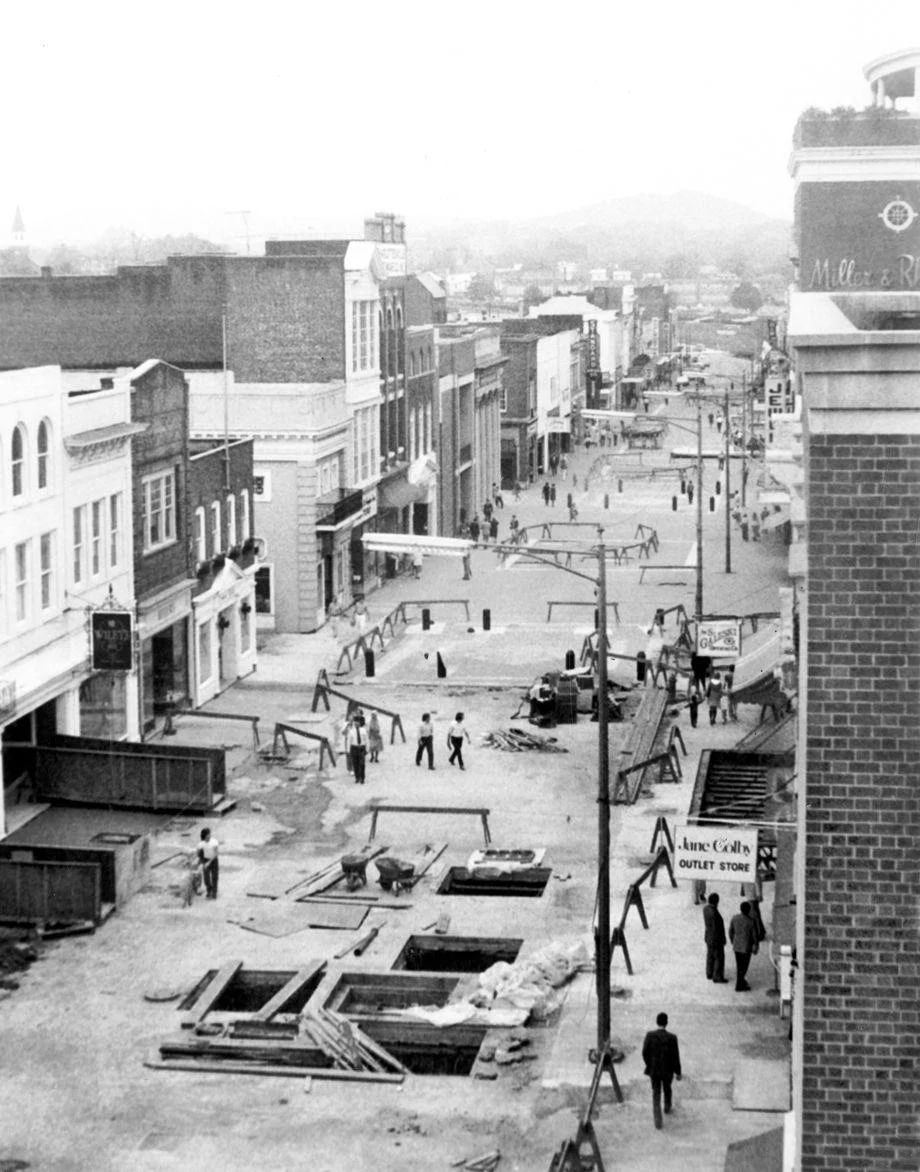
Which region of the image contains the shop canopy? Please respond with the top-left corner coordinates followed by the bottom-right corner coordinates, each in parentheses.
top-left (362, 532), bottom-right (472, 559)
top-left (580, 409), bottom-right (640, 422)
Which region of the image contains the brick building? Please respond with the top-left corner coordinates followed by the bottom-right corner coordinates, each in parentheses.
top-left (435, 325), bottom-right (504, 535)
top-left (187, 438), bottom-right (257, 706)
top-left (500, 318), bottom-right (583, 481)
top-left (786, 48), bottom-right (920, 1171)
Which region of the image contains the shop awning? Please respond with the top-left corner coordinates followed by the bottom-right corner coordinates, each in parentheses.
top-left (362, 533), bottom-right (472, 559)
top-left (761, 508), bottom-right (790, 531)
top-left (580, 409), bottom-right (639, 421)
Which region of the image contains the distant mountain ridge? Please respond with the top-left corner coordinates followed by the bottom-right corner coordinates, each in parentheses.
top-left (411, 190), bottom-right (792, 278)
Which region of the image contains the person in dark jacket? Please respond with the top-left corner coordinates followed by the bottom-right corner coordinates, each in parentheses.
top-left (703, 892), bottom-right (728, 982)
top-left (728, 901), bottom-right (759, 991)
top-left (642, 1012), bottom-right (682, 1129)
top-left (687, 689), bottom-right (700, 729)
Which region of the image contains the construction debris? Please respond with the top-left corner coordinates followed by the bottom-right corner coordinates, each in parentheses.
top-left (452, 1149), bottom-right (502, 1170)
top-left (481, 729), bottom-right (568, 753)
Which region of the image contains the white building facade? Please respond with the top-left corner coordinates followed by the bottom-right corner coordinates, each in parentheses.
top-left (0, 366), bottom-right (141, 838)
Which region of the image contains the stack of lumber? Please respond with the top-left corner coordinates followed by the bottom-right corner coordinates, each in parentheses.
top-left (481, 729), bottom-right (569, 753)
top-left (300, 1007), bottom-right (407, 1075)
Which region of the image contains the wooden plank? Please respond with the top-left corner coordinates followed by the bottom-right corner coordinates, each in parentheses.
top-left (229, 903), bottom-right (367, 938)
top-left (181, 960), bottom-right (243, 1028)
top-left (145, 1058), bottom-right (404, 1083)
top-left (253, 961), bottom-right (325, 1022)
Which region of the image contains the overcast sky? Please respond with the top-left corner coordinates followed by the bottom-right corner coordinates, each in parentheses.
top-left (3, 2), bottom-right (918, 247)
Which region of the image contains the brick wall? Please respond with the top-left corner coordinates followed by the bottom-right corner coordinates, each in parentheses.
top-left (803, 431), bottom-right (920, 1171)
top-left (0, 257), bottom-right (225, 370)
top-left (225, 256), bottom-right (346, 382)
top-left (130, 363), bottom-right (191, 600)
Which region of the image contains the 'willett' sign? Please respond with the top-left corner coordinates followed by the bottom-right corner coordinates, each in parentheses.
top-left (674, 825), bottom-right (758, 882)
top-left (91, 611), bottom-right (134, 672)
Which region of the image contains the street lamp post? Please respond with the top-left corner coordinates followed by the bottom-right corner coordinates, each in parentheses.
top-left (595, 528), bottom-right (611, 1051)
top-left (695, 393), bottom-right (704, 621)
top-left (724, 387), bottom-right (732, 575)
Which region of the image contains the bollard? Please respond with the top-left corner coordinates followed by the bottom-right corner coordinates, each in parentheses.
top-left (604, 493), bottom-right (610, 509)
top-left (364, 649), bottom-right (375, 678)
top-left (709, 496), bottom-right (715, 512)
top-left (565, 649), bottom-right (576, 671)
top-left (636, 651), bottom-right (647, 683)
top-left (422, 608), bottom-right (431, 631)
top-left (671, 495), bottom-right (677, 511)
top-left (482, 608), bottom-right (491, 631)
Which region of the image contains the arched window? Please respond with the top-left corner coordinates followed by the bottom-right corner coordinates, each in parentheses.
top-left (386, 306), bottom-right (394, 331)
top-left (409, 352), bottom-right (417, 377)
top-left (396, 306), bottom-right (403, 330)
top-left (37, 420), bottom-right (50, 490)
top-left (11, 425), bottom-right (26, 498)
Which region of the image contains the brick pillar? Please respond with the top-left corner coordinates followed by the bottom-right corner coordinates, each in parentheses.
top-left (793, 311), bottom-right (920, 1171)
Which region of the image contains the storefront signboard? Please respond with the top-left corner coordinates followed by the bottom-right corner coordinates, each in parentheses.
top-left (674, 824), bottom-right (758, 882)
top-left (697, 618), bottom-right (741, 657)
top-left (91, 611), bottom-right (135, 672)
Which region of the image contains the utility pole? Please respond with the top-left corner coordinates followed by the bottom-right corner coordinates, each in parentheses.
top-left (741, 370), bottom-right (748, 507)
top-left (595, 528), bottom-right (611, 1051)
top-left (724, 386), bottom-right (731, 574)
top-left (695, 394), bottom-right (704, 620)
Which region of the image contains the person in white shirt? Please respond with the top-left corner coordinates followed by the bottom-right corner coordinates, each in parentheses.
top-left (197, 828), bottom-right (220, 899)
top-left (344, 714), bottom-right (368, 784)
top-left (447, 712), bottom-right (471, 771)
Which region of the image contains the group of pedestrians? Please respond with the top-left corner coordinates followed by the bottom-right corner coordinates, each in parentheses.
top-left (416, 712), bottom-right (471, 771)
top-left (640, 893), bottom-right (766, 1130)
top-left (686, 668), bottom-right (736, 728)
top-left (466, 513), bottom-right (500, 543)
top-left (541, 481), bottom-right (557, 507)
top-left (703, 893), bottom-right (764, 991)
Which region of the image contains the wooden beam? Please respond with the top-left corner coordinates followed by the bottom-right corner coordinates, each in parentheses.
top-left (253, 961), bottom-right (325, 1022)
top-left (180, 959), bottom-right (242, 1029)
top-left (145, 1058), bottom-right (404, 1083)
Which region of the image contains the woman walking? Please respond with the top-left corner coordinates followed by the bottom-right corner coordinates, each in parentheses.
top-left (367, 712), bottom-right (383, 763)
top-left (447, 712), bottom-right (471, 771)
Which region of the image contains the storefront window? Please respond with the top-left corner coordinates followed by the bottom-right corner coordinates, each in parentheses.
top-left (80, 672), bottom-right (127, 740)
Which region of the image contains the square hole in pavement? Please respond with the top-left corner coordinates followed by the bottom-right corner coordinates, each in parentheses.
top-left (437, 866), bottom-right (551, 897)
top-left (392, 935), bottom-right (523, 972)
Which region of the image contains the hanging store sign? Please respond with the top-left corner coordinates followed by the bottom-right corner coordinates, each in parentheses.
top-left (586, 319), bottom-right (601, 373)
top-left (91, 611), bottom-right (135, 672)
top-left (697, 618), bottom-right (741, 657)
top-left (0, 679), bottom-right (15, 718)
top-left (674, 824), bottom-right (758, 881)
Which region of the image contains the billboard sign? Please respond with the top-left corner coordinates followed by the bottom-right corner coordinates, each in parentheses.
top-left (697, 619), bottom-right (741, 657)
top-left (674, 824), bottom-right (758, 882)
top-left (91, 611), bottom-right (134, 672)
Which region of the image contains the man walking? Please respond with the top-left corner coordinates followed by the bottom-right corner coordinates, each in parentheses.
top-left (447, 712), bottom-right (471, 771)
top-left (703, 893), bottom-right (728, 982)
top-left (415, 713), bottom-right (435, 770)
top-left (549, 482), bottom-right (557, 507)
top-left (642, 1012), bottom-right (682, 1130)
top-left (197, 828), bottom-right (220, 899)
top-left (729, 901), bottom-right (759, 991)
top-left (345, 713), bottom-right (368, 784)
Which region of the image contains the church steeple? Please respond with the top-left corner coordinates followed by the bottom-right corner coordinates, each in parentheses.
top-left (11, 205), bottom-right (25, 246)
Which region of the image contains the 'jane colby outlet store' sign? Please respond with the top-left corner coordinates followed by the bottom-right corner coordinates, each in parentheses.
top-left (674, 825), bottom-right (758, 882)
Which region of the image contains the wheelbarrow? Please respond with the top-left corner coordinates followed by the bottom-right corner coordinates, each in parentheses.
top-left (375, 856), bottom-right (415, 895)
top-left (341, 855), bottom-right (368, 891)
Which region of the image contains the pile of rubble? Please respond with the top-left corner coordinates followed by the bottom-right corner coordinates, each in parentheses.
top-left (481, 729), bottom-right (568, 753)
